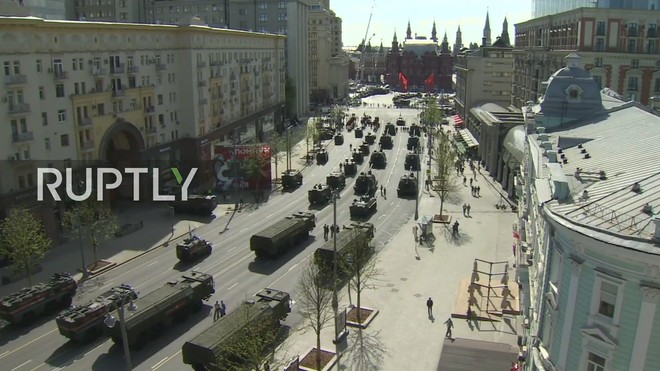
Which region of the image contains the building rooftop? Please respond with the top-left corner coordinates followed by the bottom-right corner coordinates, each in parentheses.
top-left (402, 38), bottom-right (438, 56)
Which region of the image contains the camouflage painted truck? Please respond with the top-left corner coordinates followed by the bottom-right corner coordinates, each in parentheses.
top-left (0, 273), bottom-right (77, 325)
top-left (314, 222), bottom-right (375, 273)
top-left (250, 212), bottom-right (316, 258)
top-left (106, 271), bottom-right (215, 350)
top-left (176, 236), bottom-right (213, 262)
top-left (56, 284), bottom-right (138, 342)
top-left (181, 288), bottom-right (292, 370)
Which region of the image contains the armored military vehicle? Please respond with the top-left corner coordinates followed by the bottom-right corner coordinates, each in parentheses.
top-left (354, 171), bottom-right (378, 196)
top-left (397, 173), bottom-right (418, 198)
top-left (354, 128), bottom-right (363, 138)
top-left (343, 159), bottom-right (358, 176)
top-left (407, 136), bottom-right (420, 151)
top-left (365, 132), bottom-right (376, 145)
top-left (385, 123), bottom-right (396, 136)
top-left (0, 273), bottom-right (77, 325)
top-left (308, 184), bottom-right (333, 205)
top-left (106, 272), bottom-right (214, 350)
top-left (369, 150), bottom-right (387, 169)
top-left (373, 116), bottom-right (380, 127)
top-left (56, 284), bottom-right (138, 342)
top-left (281, 170), bottom-right (303, 191)
top-left (250, 212), bottom-right (316, 258)
top-left (347, 115), bottom-right (357, 131)
top-left (319, 128), bottom-right (335, 141)
top-left (404, 152), bottom-right (421, 171)
top-left (176, 236), bottom-right (213, 262)
top-left (326, 172), bottom-right (346, 190)
top-left (409, 124), bottom-right (422, 137)
top-left (349, 195), bottom-right (377, 218)
top-left (316, 149), bottom-right (329, 165)
top-left (396, 116), bottom-right (406, 126)
top-left (352, 150), bottom-right (364, 164)
top-left (334, 134), bottom-right (344, 145)
top-left (314, 222), bottom-right (375, 273)
top-left (172, 195), bottom-right (217, 216)
top-left (359, 142), bottom-right (370, 156)
top-left (379, 134), bottom-right (393, 149)
top-left (182, 288), bottom-right (291, 370)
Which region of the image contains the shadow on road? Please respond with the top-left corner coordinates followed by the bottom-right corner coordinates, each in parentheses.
top-left (0, 313), bottom-right (59, 346)
top-left (247, 236), bottom-right (318, 275)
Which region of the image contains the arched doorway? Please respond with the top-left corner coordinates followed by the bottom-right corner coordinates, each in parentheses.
top-left (98, 120), bottom-right (145, 201)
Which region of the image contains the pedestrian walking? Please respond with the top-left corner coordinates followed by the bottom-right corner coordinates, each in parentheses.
top-left (323, 224), bottom-right (329, 240)
top-left (426, 297), bottom-right (434, 316)
top-left (466, 204), bottom-right (471, 216)
top-left (413, 225), bottom-right (418, 242)
top-left (452, 220), bottom-right (460, 236)
top-left (220, 300), bottom-right (227, 317)
top-left (471, 185), bottom-right (475, 196)
top-left (469, 178), bottom-right (473, 187)
top-left (462, 203), bottom-right (467, 216)
top-left (383, 188), bottom-right (387, 198)
top-left (476, 186), bottom-right (481, 196)
top-left (213, 301), bottom-right (221, 321)
top-left (380, 185), bottom-right (384, 196)
top-left (466, 306), bottom-right (473, 322)
top-left (444, 317), bottom-right (454, 338)
top-left (463, 176), bottom-right (467, 185)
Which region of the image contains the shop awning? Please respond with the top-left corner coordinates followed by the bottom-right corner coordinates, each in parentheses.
top-left (458, 128), bottom-right (479, 148)
top-left (452, 115), bottom-right (464, 124)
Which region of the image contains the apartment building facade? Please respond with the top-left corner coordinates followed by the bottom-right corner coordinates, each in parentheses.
top-left (513, 7), bottom-right (660, 108)
top-left (0, 16), bottom-right (285, 239)
top-left (532, 0), bottom-right (659, 18)
top-left (0, 0), bottom-right (67, 19)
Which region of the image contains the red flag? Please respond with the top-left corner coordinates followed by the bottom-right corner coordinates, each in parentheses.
top-left (424, 72), bottom-right (436, 89)
top-left (513, 231), bottom-right (521, 240)
top-left (398, 72), bottom-right (409, 91)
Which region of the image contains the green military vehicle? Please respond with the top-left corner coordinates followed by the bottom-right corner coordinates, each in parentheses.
top-left (365, 132), bottom-right (376, 145)
top-left (385, 123), bottom-right (396, 136)
top-left (407, 136), bottom-right (420, 151)
top-left (369, 150), bottom-right (387, 169)
top-left (308, 184), bottom-right (333, 205)
top-left (352, 149), bottom-right (364, 164)
top-left (379, 134), bottom-right (393, 149)
top-left (354, 171), bottom-right (378, 196)
top-left (172, 195), bottom-right (217, 216)
top-left (396, 115), bottom-right (406, 126)
top-left (354, 128), bottom-right (363, 138)
top-left (349, 195), bottom-right (377, 218)
top-left (281, 170), bottom-right (303, 191)
top-left (319, 128), bottom-right (335, 141)
top-left (359, 142), bottom-right (370, 156)
top-left (106, 272), bottom-right (215, 350)
top-left (326, 172), bottom-right (346, 190)
top-left (250, 212), bottom-right (316, 258)
top-left (334, 134), bottom-right (344, 145)
top-left (176, 236), bottom-right (213, 262)
top-left (397, 173), bottom-right (418, 198)
top-left (56, 284), bottom-right (138, 342)
top-left (314, 222), bottom-right (375, 273)
top-left (182, 288), bottom-right (291, 370)
top-left (409, 124), bottom-right (422, 137)
top-left (343, 159), bottom-right (358, 176)
top-left (0, 273), bottom-right (77, 325)
top-left (316, 149), bottom-right (329, 165)
top-left (404, 152), bottom-right (421, 171)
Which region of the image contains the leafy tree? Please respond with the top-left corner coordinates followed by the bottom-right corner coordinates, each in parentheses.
top-left (432, 130), bottom-right (460, 221)
top-left (62, 200), bottom-right (117, 270)
top-left (242, 148), bottom-right (271, 203)
top-left (331, 105), bottom-right (345, 127)
top-left (0, 207), bottom-right (51, 285)
top-left (268, 132), bottom-right (287, 182)
top-left (297, 262), bottom-right (335, 371)
top-left (421, 96), bottom-right (443, 126)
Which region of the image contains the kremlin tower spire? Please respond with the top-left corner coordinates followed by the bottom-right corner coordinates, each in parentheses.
top-left (406, 20), bottom-right (412, 40)
top-left (431, 20), bottom-right (438, 42)
top-left (453, 26), bottom-right (463, 56)
top-left (482, 10), bottom-right (491, 46)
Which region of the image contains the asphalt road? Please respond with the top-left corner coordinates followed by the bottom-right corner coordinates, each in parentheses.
top-left (0, 96), bottom-right (423, 371)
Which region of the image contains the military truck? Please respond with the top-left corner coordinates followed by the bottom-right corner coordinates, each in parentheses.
top-left (354, 171), bottom-right (378, 196)
top-left (176, 236), bottom-right (213, 262)
top-left (250, 212), bottom-right (316, 258)
top-left (319, 128), bottom-right (335, 141)
top-left (343, 159), bottom-right (358, 176)
top-left (409, 124), bottom-right (422, 137)
top-left (354, 128), bottom-right (363, 138)
top-left (316, 149), bottom-right (329, 165)
top-left (404, 152), bottom-right (421, 171)
top-left (106, 272), bottom-right (215, 350)
top-left (379, 134), bottom-right (393, 149)
top-left (397, 173), bottom-right (418, 198)
top-left (308, 184), bottom-right (333, 205)
top-left (396, 116), bottom-right (406, 126)
top-left (359, 142), bottom-right (370, 156)
top-left (326, 172), bottom-right (346, 190)
top-left (172, 195), bottom-right (217, 215)
top-left (407, 136), bottom-right (420, 151)
top-left (349, 195), bottom-right (377, 218)
top-left (369, 150), bottom-right (387, 169)
top-left (352, 150), bottom-right (364, 164)
top-left (281, 170), bottom-right (303, 191)
top-left (0, 273), bottom-right (77, 325)
top-left (365, 132), bottom-right (376, 145)
top-left (334, 134), bottom-right (344, 145)
top-left (385, 123), bottom-right (396, 136)
top-left (314, 222), bottom-right (375, 272)
top-left (56, 284), bottom-right (138, 342)
top-left (182, 288), bottom-right (291, 370)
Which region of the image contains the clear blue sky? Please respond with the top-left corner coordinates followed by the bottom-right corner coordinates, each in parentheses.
top-left (331, 0), bottom-right (532, 48)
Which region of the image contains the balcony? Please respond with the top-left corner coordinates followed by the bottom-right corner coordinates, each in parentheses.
top-left (210, 60), bottom-right (222, 67)
top-left (53, 70), bottom-right (68, 80)
top-left (144, 105), bottom-right (155, 113)
top-left (4, 74), bottom-right (27, 85)
top-left (156, 63), bottom-right (167, 71)
top-left (112, 90), bottom-right (125, 97)
top-left (648, 29), bottom-right (658, 38)
top-left (197, 61), bottom-right (207, 68)
top-left (81, 140), bottom-right (95, 151)
top-left (145, 126), bottom-right (157, 134)
top-left (79, 117), bottom-right (93, 127)
top-left (91, 67), bottom-right (107, 76)
top-left (110, 64), bottom-right (125, 74)
top-left (627, 28), bottom-right (639, 37)
top-left (12, 131), bottom-right (34, 143)
top-left (127, 65), bottom-right (140, 74)
top-left (198, 98), bottom-right (208, 105)
top-left (8, 103), bottom-right (30, 114)
top-left (198, 80), bottom-right (207, 87)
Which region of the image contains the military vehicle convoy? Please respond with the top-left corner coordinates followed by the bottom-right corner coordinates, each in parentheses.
top-left (359, 142), bottom-right (370, 156)
top-left (369, 150), bottom-right (387, 169)
top-left (326, 172), bottom-right (346, 190)
top-left (250, 212), bottom-right (316, 258)
top-left (334, 134), bottom-right (344, 145)
top-left (106, 271), bottom-right (215, 350)
top-left (365, 132), bottom-right (376, 145)
top-left (352, 150), bottom-right (364, 164)
top-left (281, 170), bottom-right (303, 191)
top-left (397, 173), bottom-right (418, 198)
top-left (409, 124), bottom-right (422, 137)
top-left (0, 273), bottom-right (77, 325)
top-left (404, 152), bottom-right (421, 171)
top-left (354, 171), bottom-right (378, 196)
top-left (56, 284), bottom-right (138, 342)
top-left (343, 159), bottom-right (358, 176)
top-left (407, 136), bottom-right (420, 151)
top-left (308, 184), bottom-right (333, 205)
top-left (349, 195), bottom-right (377, 218)
top-left (176, 236), bottom-right (213, 262)
top-left (316, 149), bottom-right (329, 165)
top-left (314, 222), bottom-right (375, 272)
top-left (379, 134), bottom-right (393, 149)
top-left (182, 288), bottom-right (291, 370)
top-left (385, 123), bottom-right (396, 136)
top-left (354, 128), bottom-right (363, 138)
top-left (172, 195), bottom-right (217, 215)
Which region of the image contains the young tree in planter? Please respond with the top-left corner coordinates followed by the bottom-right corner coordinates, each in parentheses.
top-left (297, 262), bottom-right (335, 371)
top-left (0, 207), bottom-right (51, 285)
top-left (242, 149), bottom-right (271, 204)
top-left (340, 229), bottom-right (381, 326)
top-left (268, 132), bottom-right (287, 183)
top-left (331, 105), bottom-right (345, 127)
top-left (62, 200), bottom-right (117, 270)
top-left (421, 96), bottom-right (443, 126)
top-left (432, 130), bottom-right (460, 222)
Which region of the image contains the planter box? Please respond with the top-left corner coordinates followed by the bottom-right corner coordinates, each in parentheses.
top-left (345, 306), bottom-right (379, 329)
top-left (433, 214), bottom-right (452, 224)
top-left (298, 347), bottom-right (337, 371)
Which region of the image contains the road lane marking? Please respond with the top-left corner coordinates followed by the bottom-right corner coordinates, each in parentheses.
top-left (0, 351), bottom-right (8, 357)
top-left (146, 260), bottom-right (159, 267)
top-left (28, 364), bottom-right (45, 371)
top-left (0, 328), bottom-right (57, 359)
top-left (227, 282), bottom-right (238, 291)
top-left (152, 350), bottom-right (181, 370)
top-left (11, 360), bottom-right (31, 371)
top-left (151, 356), bottom-right (169, 369)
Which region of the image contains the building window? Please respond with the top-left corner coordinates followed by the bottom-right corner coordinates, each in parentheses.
top-left (55, 84), bottom-right (65, 98)
top-left (42, 112), bottom-right (48, 126)
top-left (239, 8), bottom-right (247, 15)
top-left (596, 21), bottom-right (606, 36)
top-left (628, 23), bottom-right (639, 37)
top-left (628, 76), bottom-right (639, 91)
top-left (627, 39), bottom-right (636, 53)
top-left (648, 23), bottom-right (657, 37)
top-left (278, 1), bottom-right (286, 9)
top-left (60, 134), bottom-right (70, 147)
top-left (18, 176), bottom-right (25, 190)
top-left (598, 281), bottom-right (617, 318)
top-left (278, 13), bottom-right (287, 21)
top-left (586, 352), bottom-right (606, 371)
top-left (595, 38), bottom-right (605, 51)
top-left (593, 75), bottom-right (602, 89)
top-left (590, 273), bottom-right (625, 328)
top-left (39, 86), bottom-right (45, 100)
top-left (631, 59), bottom-right (639, 68)
top-left (258, 2), bottom-right (267, 9)
top-left (646, 40), bottom-right (656, 54)
top-left (58, 109), bottom-right (67, 122)
top-left (259, 14), bottom-right (268, 22)
top-left (655, 78), bottom-right (660, 92)
top-left (36, 59), bottom-right (42, 73)
top-left (594, 58), bottom-right (602, 67)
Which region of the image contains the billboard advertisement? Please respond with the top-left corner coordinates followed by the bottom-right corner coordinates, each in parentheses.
top-left (213, 144), bottom-right (271, 192)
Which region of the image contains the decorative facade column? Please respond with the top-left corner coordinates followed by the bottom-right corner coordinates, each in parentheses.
top-left (628, 286), bottom-right (660, 371)
top-left (557, 258), bottom-right (582, 369)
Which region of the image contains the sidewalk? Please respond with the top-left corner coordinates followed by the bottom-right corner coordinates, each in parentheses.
top-left (274, 147), bottom-right (522, 370)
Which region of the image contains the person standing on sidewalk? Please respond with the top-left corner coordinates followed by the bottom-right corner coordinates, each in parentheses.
top-left (427, 297), bottom-right (434, 316)
top-left (466, 204), bottom-right (471, 216)
top-left (213, 301), bottom-right (221, 321)
top-left (466, 306), bottom-right (473, 322)
top-left (444, 317), bottom-right (454, 338)
top-left (220, 300), bottom-right (227, 317)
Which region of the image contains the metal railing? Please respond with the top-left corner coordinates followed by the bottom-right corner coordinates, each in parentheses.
top-left (12, 131), bottom-right (34, 143)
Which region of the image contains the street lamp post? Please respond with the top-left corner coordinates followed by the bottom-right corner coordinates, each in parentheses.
top-left (104, 294), bottom-right (138, 371)
top-left (75, 211), bottom-right (89, 278)
top-left (332, 191), bottom-right (339, 338)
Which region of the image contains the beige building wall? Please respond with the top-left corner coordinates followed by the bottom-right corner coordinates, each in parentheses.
top-left (308, 4), bottom-right (348, 102)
